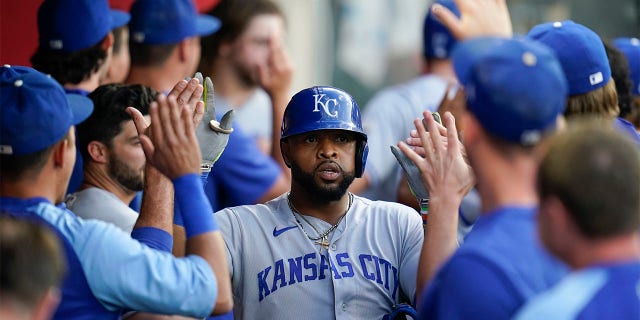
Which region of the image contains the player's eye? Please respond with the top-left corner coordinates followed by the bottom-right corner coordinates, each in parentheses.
top-left (304, 136), bottom-right (317, 143)
top-left (335, 134), bottom-right (352, 143)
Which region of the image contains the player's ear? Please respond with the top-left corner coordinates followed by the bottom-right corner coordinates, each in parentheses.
top-left (177, 38), bottom-right (193, 63)
top-left (33, 287), bottom-right (61, 320)
top-left (87, 141), bottom-right (109, 164)
top-left (218, 40), bottom-right (232, 59)
top-left (102, 32), bottom-right (114, 52)
top-left (462, 113), bottom-right (482, 148)
top-left (53, 130), bottom-right (75, 169)
top-left (280, 140), bottom-right (292, 168)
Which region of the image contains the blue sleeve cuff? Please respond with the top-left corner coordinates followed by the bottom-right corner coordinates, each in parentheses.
top-left (173, 173), bottom-right (218, 238)
top-left (174, 172), bottom-right (212, 227)
top-left (131, 227), bottom-right (173, 253)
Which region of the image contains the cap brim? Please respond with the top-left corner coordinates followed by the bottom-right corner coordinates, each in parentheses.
top-left (110, 9), bottom-right (131, 29)
top-left (452, 37), bottom-right (511, 86)
top-left (66, 94), bottom-right (94, 125)
top-left (196, 15), bottom-right (221, 37)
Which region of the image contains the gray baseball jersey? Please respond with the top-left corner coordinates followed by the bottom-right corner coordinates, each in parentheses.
top-left (65, 187), bottom-right (138, 233)
top-left (216, 193), bottom-right (423, 320)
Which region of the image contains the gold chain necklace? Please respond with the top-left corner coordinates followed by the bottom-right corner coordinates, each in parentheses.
top-left (287, 193), bottom-right (353, 251)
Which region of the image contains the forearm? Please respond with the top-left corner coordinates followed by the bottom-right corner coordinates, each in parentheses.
top-left (416, 194), bottom-right (462, 300)
top-left (132, 165), bottom-right (174, 251)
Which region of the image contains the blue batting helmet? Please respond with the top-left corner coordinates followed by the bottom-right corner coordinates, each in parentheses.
top-left (280, 86), bottom-right (369, 177)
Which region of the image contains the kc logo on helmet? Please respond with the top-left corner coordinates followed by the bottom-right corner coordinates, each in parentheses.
top-left (313, 94), bottom-right (339, 118)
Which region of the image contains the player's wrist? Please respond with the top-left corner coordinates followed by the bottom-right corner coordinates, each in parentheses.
top-left (173, 174), bottom-right (218, 237)
top-left (418, 198), bottom-right (429, 226)
top-left (429, 194), bottom-right (463, 211)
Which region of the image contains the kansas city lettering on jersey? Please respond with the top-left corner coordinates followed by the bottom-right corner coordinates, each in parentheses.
top-left (312, 94), bottom-right (339, 117)
top-left (257, 252), bottom-right (400, 302)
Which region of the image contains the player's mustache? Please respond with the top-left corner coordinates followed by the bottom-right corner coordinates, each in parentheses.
top-left (314, 161), bottom-right (343, 174)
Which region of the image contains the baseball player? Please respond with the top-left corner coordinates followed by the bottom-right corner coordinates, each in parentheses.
top-left (355, 0), bottom-right (480, 250)
top-left (0, 65), bottom-right (232, 319)
top-left (0, 216), bottom-right (65, 320)
top-left (353, 0), bottom-right (459, 203)
top-left (514, 121), bottom-right (640, 319)
top-left (613, 37), bottom-right (640, 129)
top-left (31, 0), bottom-right (130, 195)
top-left (400, 35), bottom-right (570, 318)
top-left (216, 86), bottom-right (423, 319)
top-left (528, 21), bottom-right (640, 145)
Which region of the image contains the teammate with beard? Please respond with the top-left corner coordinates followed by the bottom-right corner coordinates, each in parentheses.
top-left (216, 86), bottom-right (423, 319)
top-left (66, 84), bottom-right (155, 233)
top-left (199, 0), bottom-right (294, 211)
top-left (200, 0), bottom-right (291, 155)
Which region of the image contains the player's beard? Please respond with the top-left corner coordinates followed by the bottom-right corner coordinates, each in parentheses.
top-left (232, 59), bottom-right (259, 88)
top-left (108, 154), bottom-right (144, 193)
top-left (290, 161), bottom-right (355, 202)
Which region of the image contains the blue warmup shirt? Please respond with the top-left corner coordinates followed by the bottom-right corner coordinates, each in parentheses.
top-left (1, 197), bottom-right (218, 319)
top-left (514, 261), bottom-right (640, 320)
top-left (419, 206), bottom-right (568, 319)
top-left (204, 120), bottom-right (281, 211)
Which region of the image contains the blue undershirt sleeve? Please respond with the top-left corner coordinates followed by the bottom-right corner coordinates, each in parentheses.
top-left (173, 173), bottom-right (218, 238)
top-left (131, 227), bottom-right (173, 253)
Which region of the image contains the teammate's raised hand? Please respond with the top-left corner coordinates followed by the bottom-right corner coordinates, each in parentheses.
top-left (169, 76), bottom-right (205, 128)
top-left (397, 111), bottom-right (474, 203)
top-left (405, 115), bottom-right (447, 157)
top-left (432, 0), bottom-right (512, 40)
top-left (257, 34), bottom-right (293, 98)
top-left (130, 94), bottom-right (202, 179)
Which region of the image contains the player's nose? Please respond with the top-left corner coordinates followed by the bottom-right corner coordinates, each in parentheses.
top-left (317, 137), bottom-right (338, 159)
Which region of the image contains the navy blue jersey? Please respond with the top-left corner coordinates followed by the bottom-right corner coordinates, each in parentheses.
top-left (419, 206), bottom-right (568, 319)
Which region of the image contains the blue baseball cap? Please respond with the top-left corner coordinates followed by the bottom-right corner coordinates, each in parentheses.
top-left (129, 0), bottom-right (221, 45)
top-left (0, 65), bottom-right (93, 155)
top-left (38, 0), bottom-right (130, 52)
top-left (613, 37), bottom-right (640, 95)
top-left (423, 0), bottom-right (459, 59)
top-left (453, 37), bottom-right (568, 146)
top-left (528, 20), bottom-right (611, 95)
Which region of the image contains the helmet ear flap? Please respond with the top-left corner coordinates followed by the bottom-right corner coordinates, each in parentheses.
top-left (355, 139), bottom-right (369, 178)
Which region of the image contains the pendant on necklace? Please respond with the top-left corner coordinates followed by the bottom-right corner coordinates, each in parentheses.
top-left (315, 237), bottom-right (330, 250)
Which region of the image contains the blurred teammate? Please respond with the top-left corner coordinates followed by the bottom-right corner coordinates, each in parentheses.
top-left (0, 216), bottom-right (65, 320)
top-left (353, 0), bottom-right (459, 202)
top-left (528, 21), bottom-right (640, 144)
top-left (354, 0), bottom-right (481, 245)
top-left (200, 0), bottom-right (292, 155)
top-left (126, 0), bottom-right (218, 92)
top-left (400, 33), bottom-right (569, 318)
top-left (515, 120), bottom-right (640, 319)
top-left (614, 37), bottom-right (640, 129)
top-left (31, 0), bottom-right (130, 194)
top-left (200, 0), bottom-right (294, 210)
top-left (101, 23), bottom-right (131, 85)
